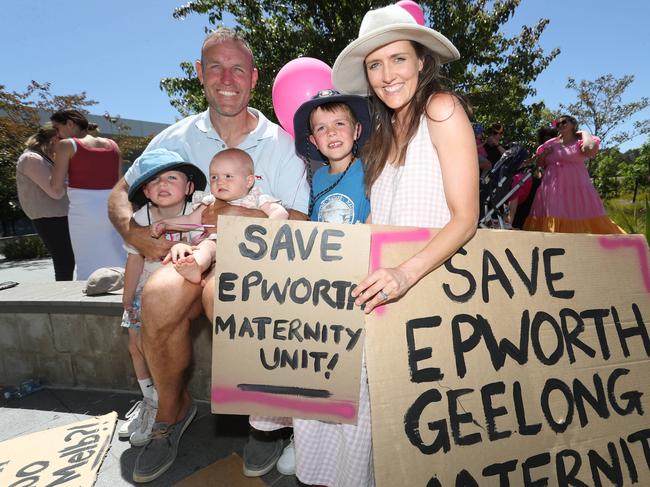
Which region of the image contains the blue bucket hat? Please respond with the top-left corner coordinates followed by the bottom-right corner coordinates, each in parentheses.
top-left (127, 148), bottom-right (207, 206)
top-left (293, 89), bottom-right (371, 163)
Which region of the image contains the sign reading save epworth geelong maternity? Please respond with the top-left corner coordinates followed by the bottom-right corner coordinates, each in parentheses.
top-left (212, 217), bottom-right (650, 485)
top-left (366, 227), bottom-right (650, 486)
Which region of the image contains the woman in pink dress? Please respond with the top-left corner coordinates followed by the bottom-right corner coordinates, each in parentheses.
top-left (523, 115), bottom-right (624, 234)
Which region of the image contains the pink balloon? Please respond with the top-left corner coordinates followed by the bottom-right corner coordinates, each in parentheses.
top-left (272, 57), bottom-right (334, 138)
top-left (396, 0), bottom-right (425, 26)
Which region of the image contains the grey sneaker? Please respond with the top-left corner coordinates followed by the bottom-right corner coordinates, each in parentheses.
top-left (118, 400), bottom-right (143, 438)
top-left (132, 401), bottom-right (197, 483)
top-left (129, 397), bottom-right (157, 447)
top-left (242, 430), bottom-right (284, 477)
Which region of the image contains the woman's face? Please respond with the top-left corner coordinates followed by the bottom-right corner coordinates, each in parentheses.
top-left (365, 40), bottom-right (423, 114)
top-left (52, 120), bottom-right (75, 139)
top-left (555, 117), bottom-right (575, 136)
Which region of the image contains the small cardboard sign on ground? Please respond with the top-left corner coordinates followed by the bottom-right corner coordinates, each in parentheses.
top-left (211, 216), bottom-right (370, 424)
top-left (365, 228), bottom-right (650, 486)
top-left (0, 412), bottom-right (116, 487)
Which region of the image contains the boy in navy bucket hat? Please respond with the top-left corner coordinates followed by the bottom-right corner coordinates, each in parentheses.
top-left (249, 89), bottom-right (372, 477)
top-left (294, 89), bottom-right (371, 223)
top-left (118, 148), bottom-right (206, 448)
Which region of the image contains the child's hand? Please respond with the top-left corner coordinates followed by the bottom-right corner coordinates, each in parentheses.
top-left (150, 221), bottom-right (167, 239)
top-left (163, 242), bottom-right (195, 264)
top-left (123, 304), bottom-right (137, 324)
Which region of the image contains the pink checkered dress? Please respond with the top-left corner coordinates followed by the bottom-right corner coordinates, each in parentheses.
top-left (251, 116), bottom-right (451, 487)
top-left (371, 115), bottom-right (450, 228)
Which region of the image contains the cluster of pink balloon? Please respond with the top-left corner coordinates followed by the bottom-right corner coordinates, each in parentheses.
top-left (271, 1), bottom-right (425, 139)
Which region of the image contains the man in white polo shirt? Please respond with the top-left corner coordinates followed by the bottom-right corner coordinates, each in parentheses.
top-left (108, 27), bottom-right (308, 483)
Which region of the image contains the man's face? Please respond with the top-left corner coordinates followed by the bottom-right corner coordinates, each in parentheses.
top-left (196, 38), bottom-right (258, 118)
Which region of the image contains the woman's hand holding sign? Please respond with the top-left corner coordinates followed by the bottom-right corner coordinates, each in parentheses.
top-left (353, 265), bottom-right (414, 314)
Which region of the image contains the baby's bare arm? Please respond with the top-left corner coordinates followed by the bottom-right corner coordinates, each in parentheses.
top-left (151, 206), bottom-right (206, 237)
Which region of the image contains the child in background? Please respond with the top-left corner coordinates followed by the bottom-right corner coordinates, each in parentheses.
top-left (152, 148), bottom-right (288, 284)
top-left (119, 148), bottom-right (206, 446)
top-left (249, 89), bottom-right (371, 479)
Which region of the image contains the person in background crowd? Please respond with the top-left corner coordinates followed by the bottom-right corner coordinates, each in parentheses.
top-left (523, 115), bottom-right (624, 234)
top-left (511, 126), bottom-right (557, 229)
top-left (473, 123), bottom-right (492, 176)
top-left (15, 123), bottom-right (75, 280)
top-left (49, 109), bottom-right (124, 279)
top-left (483, 122), bottom-right (506, 165)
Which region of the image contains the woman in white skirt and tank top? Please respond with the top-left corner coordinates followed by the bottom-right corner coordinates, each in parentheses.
top-left (49, 109), bottom-right (124, 280)
top-left (254, 5), bottom-right (480, 487)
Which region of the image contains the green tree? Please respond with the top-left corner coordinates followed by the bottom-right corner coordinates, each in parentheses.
top-left (619, 140), bottom-right (650, 203)
top-left (162, 0), bottom-right (558, 148)
top-left (560, 74), bottom-right (650, 148)
top-left (592, 148), bottom-right (623, 200)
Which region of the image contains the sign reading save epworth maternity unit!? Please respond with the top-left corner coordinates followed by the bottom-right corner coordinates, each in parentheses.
top-left (366, 228), bottom-right (650, 487)
top-left (211, 216), bottom-right (370, 424)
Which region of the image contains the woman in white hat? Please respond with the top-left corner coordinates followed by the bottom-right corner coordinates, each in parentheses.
top-left (333, 4), bottom-right (478, 312)
top-left (281, 5), bottom-right (479, 486)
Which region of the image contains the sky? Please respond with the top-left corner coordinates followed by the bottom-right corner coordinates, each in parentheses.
top-left (2, 1), bottom-right (649, 151)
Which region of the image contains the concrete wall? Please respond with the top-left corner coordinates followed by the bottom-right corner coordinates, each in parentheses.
top-left (0, 311), bottom-right (213, 401)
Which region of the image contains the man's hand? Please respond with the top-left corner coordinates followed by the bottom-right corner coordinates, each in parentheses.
top-left (126, 223), bottom-right (175, 261)
top-left (201, 198), bottom-right (266, 226)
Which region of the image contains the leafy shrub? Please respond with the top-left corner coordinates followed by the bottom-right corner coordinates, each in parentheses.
top-left (2, 235), bottom-right (49, 259)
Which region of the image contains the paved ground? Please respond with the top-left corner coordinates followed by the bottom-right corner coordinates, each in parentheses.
top-left (0, 388), bottom-right (301, 487)
top-left (0, 256), bottom-right (55, 283)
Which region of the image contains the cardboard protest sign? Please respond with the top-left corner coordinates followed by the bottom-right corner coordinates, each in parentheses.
top-left (0, 412), bottom-right (116, 487)
top-left (365, 228), bottom-right (650, 486)
top-left (212, 216), bottom-right (370, 423)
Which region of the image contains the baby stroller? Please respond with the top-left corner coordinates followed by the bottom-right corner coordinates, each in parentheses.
top-left (479, 144), bottom-right (534, 229)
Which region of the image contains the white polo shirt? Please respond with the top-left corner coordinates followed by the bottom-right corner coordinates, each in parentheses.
top-left (125, 108), bottom-right (309, 213)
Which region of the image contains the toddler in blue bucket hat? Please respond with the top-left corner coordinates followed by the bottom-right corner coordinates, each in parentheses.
top-left (118, 148), bottom-right (206, 447)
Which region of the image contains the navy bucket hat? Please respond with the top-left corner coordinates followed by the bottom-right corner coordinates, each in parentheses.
top-left (127, 148), bottom-right (207, 206)
top-left (293, 89), bottom-right (371, 163)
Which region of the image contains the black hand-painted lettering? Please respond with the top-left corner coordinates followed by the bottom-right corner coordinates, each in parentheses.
top-left (482, 249), bottom-right (514, 303)
top-left (239, 224), bottom-right (267, 259)
top-left (321, 229), bottom-right (344, 261)
top-left (543, 248), bottom-right (574, 299)
top-left (406, 316), bottom-right (444, 383)
top-left (442, 247), bottom-right (476, 303)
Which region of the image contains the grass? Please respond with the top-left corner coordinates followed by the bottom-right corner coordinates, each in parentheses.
top-left (605, 191), bottom-right (648, 238)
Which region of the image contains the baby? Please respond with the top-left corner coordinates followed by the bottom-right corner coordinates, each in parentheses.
top-left (152, 148), bottom-right (288, 283)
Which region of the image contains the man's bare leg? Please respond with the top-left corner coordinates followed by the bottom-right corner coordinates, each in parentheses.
top-left (141, 265), bottom-right (203, 424)
top-left (202, 269), bottom-right (286, 478)
top-left (201, 267), bottom-right (216, 322)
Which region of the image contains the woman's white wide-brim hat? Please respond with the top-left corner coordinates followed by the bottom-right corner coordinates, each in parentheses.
top-left (332, 4), bottom-right (460, 95)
